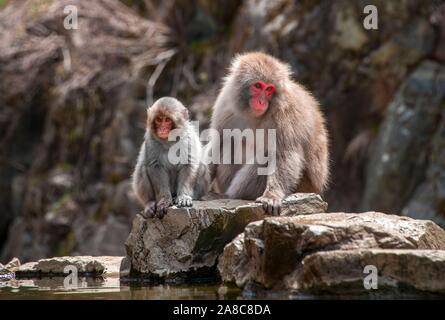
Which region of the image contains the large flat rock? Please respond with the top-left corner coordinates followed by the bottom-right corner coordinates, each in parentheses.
top-left (218, 212), bottom-right (445, 293)
top-left (125, 193), bottom-right (327, 278)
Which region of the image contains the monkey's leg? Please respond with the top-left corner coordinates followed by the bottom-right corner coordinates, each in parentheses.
top-left (200, 191), bottom-right (229, 200)
top-left (175, 165), bottom-right (195, 207)
top-left (146, 166), bottom-right (173, 218)
top-left (225, 164), bottom-right (267, 200)
top-left (304, 133), bottom-right (329, 193)
top-left (216, 163), bottom-right (243, 193)
top-left (209, 162), bottom-right (217, 184)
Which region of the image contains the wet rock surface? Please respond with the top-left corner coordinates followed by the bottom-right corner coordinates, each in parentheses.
top-left (15, 256), bottom-right (125, 277)
top-left (125, 194), bottom-right (327, 278)
top-left (218, 212), bottom-right (445, 294)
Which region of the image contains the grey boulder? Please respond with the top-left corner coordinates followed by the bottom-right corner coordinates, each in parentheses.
top-left (125, 194), bottom-right (327, 278)
top-left (218, 212), bottom-right (445, 293)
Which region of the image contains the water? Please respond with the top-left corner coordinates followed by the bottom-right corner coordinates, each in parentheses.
top-left (1, 277), bottom-right (444, 300)
top-left (0, 277), bottom-right (245, 300)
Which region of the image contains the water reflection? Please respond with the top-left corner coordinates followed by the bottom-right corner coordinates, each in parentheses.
top-left (0, 277), bottom-right (242, 300)
top-left (1, 277), bottom-right (443, 300)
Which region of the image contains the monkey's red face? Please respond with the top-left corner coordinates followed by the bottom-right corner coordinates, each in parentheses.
top-left (154, 115), bottom-right (173, 140)
top-left (249, 81), bottom-right (276, 116)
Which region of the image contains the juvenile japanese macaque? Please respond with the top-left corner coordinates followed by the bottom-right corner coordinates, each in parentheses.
top-left (209, 52), bottom-right (329, 215)
top-left (132, 97), bottom-right (210, 218)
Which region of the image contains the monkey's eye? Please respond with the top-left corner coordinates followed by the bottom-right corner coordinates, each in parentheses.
top-left (254, 82), bottom-right (262, 89)
top-left (266, 85), bottom-right (276, 93)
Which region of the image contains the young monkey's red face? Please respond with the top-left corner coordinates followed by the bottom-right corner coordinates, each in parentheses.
top-left (249, 81), bottom-right (276, 116)
top-left (154, 115), bottom-right (173, 140)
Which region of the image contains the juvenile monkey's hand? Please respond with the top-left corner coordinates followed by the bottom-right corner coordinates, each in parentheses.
top-left (142, 201), bottom-right (156, 218)
top-left (256, 193), bottom-right (283, 216)
top-left (155, 197), bottom-right (173, 218)
top-left (175, 194), bottom-right (193, 207)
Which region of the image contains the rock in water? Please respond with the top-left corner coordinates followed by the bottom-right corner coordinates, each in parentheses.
top-left (15, 256), bottom-right (125, 277)
top-left (4, 257), bottom-right (21, 272)
top-left (0, 263), bottom-right (15, 281)
top-left (218, 212), bottom-right (445, 294)
top-left (125, 194), bottom-right (327, 278)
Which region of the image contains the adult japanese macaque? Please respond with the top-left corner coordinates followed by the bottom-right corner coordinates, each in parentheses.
top-left (132, 97), bottom-right (210, 218)
top-left (209, 52), bottom-right (329, 215)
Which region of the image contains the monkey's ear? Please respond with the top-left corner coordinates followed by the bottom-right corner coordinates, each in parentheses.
top-left (229, 53), bottom-right (242, 74)
top-left (146, 107), bottom-right (154, 125)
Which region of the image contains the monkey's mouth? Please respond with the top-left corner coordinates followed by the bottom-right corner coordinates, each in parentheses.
top-left (157, 129), bottom-right (170, 139)
top-left (250, 98), bottom-right (269, 116)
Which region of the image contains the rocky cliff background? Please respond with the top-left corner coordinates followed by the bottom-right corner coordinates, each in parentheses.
top-left (0, 0), bottom-right (444, 263)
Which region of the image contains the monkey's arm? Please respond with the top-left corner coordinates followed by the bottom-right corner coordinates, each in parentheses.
top-left (256, 150), bottom-right (305, 215)
top-left (206, 130), bottom-right (221, 186)
top-left (207, 110), bottom-right (231, 191)
top-left (145, 165), bottom-right (173, 218)
top-left (132, 143), bottom-right (158, 219)
top-left (132, 153), bottom-right (152, 205)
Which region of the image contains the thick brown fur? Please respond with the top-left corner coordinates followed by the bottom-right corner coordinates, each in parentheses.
top-left (209, 52), bottom-right (329, 214)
